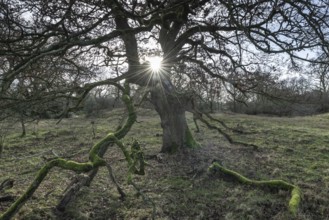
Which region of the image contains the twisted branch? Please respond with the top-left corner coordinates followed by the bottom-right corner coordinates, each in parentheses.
top-left (0, 83), bottom-right (136, 220)
top-left (209, 162), bottom-right (301, 216)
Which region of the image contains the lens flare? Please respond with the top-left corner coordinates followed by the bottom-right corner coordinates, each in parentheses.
top-left (146, 56), bottom-right (163, 72)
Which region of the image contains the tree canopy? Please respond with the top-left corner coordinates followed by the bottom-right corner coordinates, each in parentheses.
top-left (1, 0), bottom-right (328, 90)
top-left (1, 0), bottom-right (329, 148)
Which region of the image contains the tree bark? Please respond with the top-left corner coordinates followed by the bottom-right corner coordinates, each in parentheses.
top-left (150, 87), bottom-right (198, 153)
top-left (111, 2), bottom-right (197, 153)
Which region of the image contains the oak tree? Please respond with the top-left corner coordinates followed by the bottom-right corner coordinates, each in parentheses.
top-left (1, 0), bottom-right (328, 152)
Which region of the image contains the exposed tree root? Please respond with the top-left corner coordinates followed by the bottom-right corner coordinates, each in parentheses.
top-left (0, 84), bottom-right (140, 220)
top-left (209, 162), bottom-right (301, 216)
top-left (197, 116), bottom-right (259, 150)
top-left (106, 162), bottom-right (126, 200)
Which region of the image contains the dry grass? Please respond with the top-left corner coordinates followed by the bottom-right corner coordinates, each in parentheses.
top-left (0, 109), bottom-right (329, 219)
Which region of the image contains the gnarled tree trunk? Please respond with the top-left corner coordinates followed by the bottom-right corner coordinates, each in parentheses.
top-left (112, 2), bottom-right (198, 153)
top-left (150, 86), bottom-right (198, 153)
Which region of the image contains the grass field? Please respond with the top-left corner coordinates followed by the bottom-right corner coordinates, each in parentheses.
top-left (0, 108), bottom-right (328, 219)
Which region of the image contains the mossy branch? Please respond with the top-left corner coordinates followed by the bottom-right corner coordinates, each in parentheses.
top-left (0, 83), bottom-right (137, 220)
top-left (130, 140), bottom-right (146, 175)
top-left (57, 88), bottom-right (135, 211)
top-left (0, 158), bottom-right (97, 220)
top-left (112, 137), bottom-right (146, 177)
top-left (209, 162), bottom-right (301, 216)
top-left (112, 137), bottom-right (153, 218)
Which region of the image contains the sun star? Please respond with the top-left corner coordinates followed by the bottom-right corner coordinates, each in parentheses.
top-left (147, 56), bottom-right (163, 72)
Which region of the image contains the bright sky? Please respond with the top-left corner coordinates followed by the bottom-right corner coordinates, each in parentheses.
top-left (146, 56), bottom-right (163, 72)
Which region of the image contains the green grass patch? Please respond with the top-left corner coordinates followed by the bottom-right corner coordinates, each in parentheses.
top-left (0, 110), bottom-right (328, 219)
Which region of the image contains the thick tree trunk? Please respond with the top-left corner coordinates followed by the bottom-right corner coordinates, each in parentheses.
top-left (150, 88), bottom-right (198, 153)
top-left (112, 3), bottom-right (197, 153)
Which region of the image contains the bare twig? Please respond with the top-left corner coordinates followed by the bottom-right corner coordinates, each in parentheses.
top-left (105, 162), bottom-right (126, 200)
top-left (197, 116), bottom-right (259, 150)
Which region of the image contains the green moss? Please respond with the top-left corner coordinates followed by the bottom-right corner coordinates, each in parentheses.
top-left (209, 162), bottom-right (301, 216)
top-left (289, 187), bottom-right (301, 216)
top-left (185, 126), bottom-right (200, 148)
top-left (115, 95), bottom-right (136, 139)
top-left (88, 132), bottom-right (115, 166)
top-left (0, 156), bottom-right (103, 220)
top-left (54, 159), bottom-right (94, 172)
top-left (130, 140), bottom-right (145, 175)
top-left (0, 84), bottom-right (138, 220)
top-left (5, 96), bottom-right (329, 219)
top-left (112, 136), bottom-right (133, 167)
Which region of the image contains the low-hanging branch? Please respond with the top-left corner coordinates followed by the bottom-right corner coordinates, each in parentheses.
top-left (0, 83), bottom-right (137, 220)
top-left (202, 112), bottom-right (250, 134)
top-left (196, 114), bottom-right (259, 150)
top-left (209, 162), bottom-right (301, 216)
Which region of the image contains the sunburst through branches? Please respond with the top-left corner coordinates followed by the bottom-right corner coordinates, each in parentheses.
top-left (146, 56), bottom-right (163, 73)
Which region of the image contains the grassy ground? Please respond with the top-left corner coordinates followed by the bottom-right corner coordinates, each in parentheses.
top-left (0, 108), bottom-right (328, 219)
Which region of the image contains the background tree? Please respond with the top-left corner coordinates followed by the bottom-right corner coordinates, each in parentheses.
top-left (308, 53), bottom-right (329, 112)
